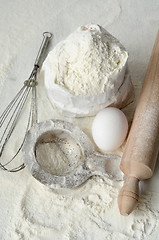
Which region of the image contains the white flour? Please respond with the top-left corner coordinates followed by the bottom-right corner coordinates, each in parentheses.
top-left (45, 24), bottom-right (127, 96)
top-left (1, 0), bottom-right (159, 240)
top-left (43, 24), bottom-right (133, 117)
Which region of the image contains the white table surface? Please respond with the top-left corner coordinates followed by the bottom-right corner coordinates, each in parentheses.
top-left (0, 0), bottom-right (159, 239)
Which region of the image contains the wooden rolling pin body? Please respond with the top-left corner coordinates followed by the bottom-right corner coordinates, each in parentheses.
top-left (118, 31), bottom-right (159, 216)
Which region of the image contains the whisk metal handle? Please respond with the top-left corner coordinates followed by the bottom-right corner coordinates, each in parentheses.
top-left (34, 32), bottom-right (53, 67)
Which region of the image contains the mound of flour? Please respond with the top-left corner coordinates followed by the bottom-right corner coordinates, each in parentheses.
top-left (51, 24), bottom-right (127, 96)
top-left (43, 24), bottom-right (133, 117)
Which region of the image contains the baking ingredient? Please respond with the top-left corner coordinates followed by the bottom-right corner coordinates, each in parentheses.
top-left (43, 24), bottom-right (134, 117)
top-left (92, 107), bottom-right (128, 151)
top-left (50, 24), bottom-right (127, 96)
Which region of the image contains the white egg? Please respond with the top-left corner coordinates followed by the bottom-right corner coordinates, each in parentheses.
top-left (92, 107), bottom-right (128, 151)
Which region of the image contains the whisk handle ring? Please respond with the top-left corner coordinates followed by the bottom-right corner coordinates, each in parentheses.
top-left (34, 32), bottom-right (53, 67)
top-left (43, 32), bottom-right (53, 38)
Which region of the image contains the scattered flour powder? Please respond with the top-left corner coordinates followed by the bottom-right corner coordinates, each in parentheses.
top-left (7, 175), bottom-right (159, 240)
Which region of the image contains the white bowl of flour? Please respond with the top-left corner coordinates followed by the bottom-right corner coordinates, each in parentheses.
top-left (43, 24), bottom-right (133, 117)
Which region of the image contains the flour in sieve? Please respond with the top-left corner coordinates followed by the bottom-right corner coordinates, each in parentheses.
top-left (35, 132), bottom-right (84, 176)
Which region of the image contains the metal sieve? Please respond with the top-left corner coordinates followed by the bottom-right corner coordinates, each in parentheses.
top-left (22, 119), bottom-right (123, 188)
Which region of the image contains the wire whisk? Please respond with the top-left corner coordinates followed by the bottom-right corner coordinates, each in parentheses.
top-left (0, 32), bottom-right (53, 172)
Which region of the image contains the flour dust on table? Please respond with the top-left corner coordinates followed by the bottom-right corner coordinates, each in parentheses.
top-left (6, 176), bottom-right (159, 240)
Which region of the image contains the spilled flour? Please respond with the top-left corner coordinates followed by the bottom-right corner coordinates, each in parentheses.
top-left (7, 176), bottom-right (159, 240)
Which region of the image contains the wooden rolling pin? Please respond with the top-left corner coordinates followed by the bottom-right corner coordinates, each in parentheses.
top-left (118, 31), bottom-right (159, 216)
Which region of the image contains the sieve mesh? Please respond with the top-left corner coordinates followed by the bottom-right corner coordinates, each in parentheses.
top-left (35, 130), bottom-right (84, 176)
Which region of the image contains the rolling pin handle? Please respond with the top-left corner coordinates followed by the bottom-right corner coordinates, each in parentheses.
top-left (118, 176), bottom-right (139, 216)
